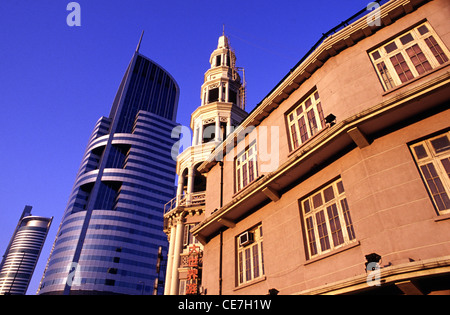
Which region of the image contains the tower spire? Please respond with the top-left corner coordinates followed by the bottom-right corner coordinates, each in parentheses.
top-left (136, 30), bottom-right (144, 53)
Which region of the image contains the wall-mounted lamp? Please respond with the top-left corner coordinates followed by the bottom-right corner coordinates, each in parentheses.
top-left (325, 113), bottom-right (336, 127)
top-left (365, 253), bottom-right (381, 272)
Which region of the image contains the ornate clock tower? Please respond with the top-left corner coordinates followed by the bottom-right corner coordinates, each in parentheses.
top-left (163, 33), bottom-right (248, 295)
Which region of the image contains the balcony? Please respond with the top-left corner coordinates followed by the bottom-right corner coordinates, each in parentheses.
top-left (164, 191), bottom-right (206, 215)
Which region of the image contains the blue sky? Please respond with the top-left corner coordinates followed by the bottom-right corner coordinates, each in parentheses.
top-left (0, 0), bottom-right (371, 294)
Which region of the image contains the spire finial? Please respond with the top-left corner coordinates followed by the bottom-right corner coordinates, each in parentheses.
top-left (136, 30), bottom-right (144, 53)
top-left (222, 24), bottom-right (225, 36)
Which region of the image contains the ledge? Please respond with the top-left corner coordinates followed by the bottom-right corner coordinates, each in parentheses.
top-left (304, 241), bottom-right (361, 266)
top-left (233, 276), bottom-right (267, 292)
top-left (434, 213), bottom-right (450, 222)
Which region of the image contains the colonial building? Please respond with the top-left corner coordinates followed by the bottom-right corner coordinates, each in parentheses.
top-left (186, 0), bottom-right (450, 295)
top-left (163, 34), bottom-right (247, 295)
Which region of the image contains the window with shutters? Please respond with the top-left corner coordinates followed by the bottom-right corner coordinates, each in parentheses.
top-left (369, 22), bottom-right (449, 91)
top-left (410, 130), bottom-right (450, 215)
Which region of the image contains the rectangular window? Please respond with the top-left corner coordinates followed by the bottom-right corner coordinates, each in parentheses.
top-left (369, 22), bottom-right (450, 91)
top-left (237, 225), bottom-right (264, 286)
top-left (235, 143), bottom-right (258, 192)
top-left (287, 89), bottom-right (326, 151)
top-left (410, 131), bottom-right (450, 214)
top-left (300, 178), bottom-right (356, 259)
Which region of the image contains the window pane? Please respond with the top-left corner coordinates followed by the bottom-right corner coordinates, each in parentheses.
top-left (314, 91), bottom-right (320, 100)
top-left (303, 199), bottom-right (311, 214)
top-left (238, 252), bottom-right (244, 284)
top-left (337, 181), bottom-right (345, 194)
top-left (260, 242), bottom-right (265, 275)
top-left (430, 136), bottom-right (450, 154)
top-left (242, 163), bottom-right (248, 187)
top-left (290, 124), bottom-right (299, 150)
top-left (385, 42), bottom-right (398, 53)
top-left (307, 109), bottom-right (318, 136)
top-left (390, 53), bottom-right (414, 83)
top-left (413, 144), bottom-right (428, 159)
top-left (372, 51), bottom-right (381, 60)
top-left (316, 102), bottom-right (326, 128)
top-left (441, 158), bottom-right (450, 178)
top-left (316, 211), bottom-right (330, 251)
top-left (420, 163), bottom-right (450, 211)
top-left (248, 160), bottom-right (254, 182)
top-left (341, 198), bottom-right (356, 240)
top-left (306, 216), bottom-right (317, 256)
top-left (245, 248), bottom-right (252, 281)
top-left (418, 25), bottom-right (429, 35)
top-left (406, 44), bottom-right (432, 75)
top-left (312, 193), bottom-right (323, 209)
top-left (327, 204), bottom-right (344, 246)
top-left (323, 186), bottom-right (335, 202)
top-left (376, 61), bottom-right (395, 90)
top-left (400, 33), bottom-right (414, 45)
top-left (252, 244), bottom-right (260, 278)
top-left (305, 98), bottom-right (312, 108)
top-left (298, 116), bottom-right (309, 143)
top-left (425, 36), bottom-right (449, 65)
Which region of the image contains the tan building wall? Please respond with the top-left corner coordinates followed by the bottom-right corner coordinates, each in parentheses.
top-left (194, 0), bottom-right (450, 295)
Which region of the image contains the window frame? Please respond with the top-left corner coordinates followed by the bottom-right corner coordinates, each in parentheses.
top-left (299, 178), bottom-right (356, 260)
top-left (369, 21), bottom-right (450, 91)
top-left (236, 225), bottom-right (264, 286)
top-left (409, 130), bottom-right (450, 215)
top-left (286, 89), bottom-right (326, 152)
top-left (235, 142), bottom-right (258, 192)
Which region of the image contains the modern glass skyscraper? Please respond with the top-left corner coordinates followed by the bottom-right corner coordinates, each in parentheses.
top-left (0, 206), bottom-right (52, 295)
top-left (38, 36), bottom-right (180, 295)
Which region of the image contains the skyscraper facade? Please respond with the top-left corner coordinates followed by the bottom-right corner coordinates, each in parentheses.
top-left (0, 206), bottom-right (52, 295)
top-left (38, 38), bottom-right (180, 295)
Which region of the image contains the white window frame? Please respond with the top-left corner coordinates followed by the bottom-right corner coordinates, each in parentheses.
top-left (410, 130), bottom-right (450, 215)
top-left (300, 178), bottom-right (356, 259)
top-left (369, 22), bottom-right (450, 91)
top-left (287, 90), bottom-right (325, 151)
top-left (235, 142), bottom-right (258, 192)
top-left (237, 225), bottom-right (264, 286)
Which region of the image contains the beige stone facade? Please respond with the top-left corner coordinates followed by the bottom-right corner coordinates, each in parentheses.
top-left (168, 0), bottom-right (450, 295)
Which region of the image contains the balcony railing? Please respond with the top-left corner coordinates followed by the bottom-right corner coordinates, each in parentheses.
top-left (164, 191), bottom-right (206, 214)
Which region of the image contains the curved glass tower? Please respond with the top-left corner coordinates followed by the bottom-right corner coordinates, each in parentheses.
top-left (0, 206), bottom-right (52, 295)
top-left (38, 37), bottom-right (180, 295)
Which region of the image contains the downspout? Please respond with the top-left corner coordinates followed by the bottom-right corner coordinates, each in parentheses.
top-left (219, 161), bottom-right (224, 295)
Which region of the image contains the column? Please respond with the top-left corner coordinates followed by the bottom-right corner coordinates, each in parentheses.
top-left (169, 216), bottom-right (185, 295)
top-left (218, 82), bottom-right (223, 102)
top-left (175, 174), bottom-right (184, 207)
top-left (226, 118), bottom-right (232, 137)
top-left (193, 124), bottom-right (199, 146)
top-left (224, 82), bottom-right (229, 103)
top-left (198, 122), bottom-right (203, 145)
top-left (186, 166), bottom-right (195, 205)
top-left (215, 116), bottom-right (221, 142)
top-left (164, 224), bottom-right (176, 295)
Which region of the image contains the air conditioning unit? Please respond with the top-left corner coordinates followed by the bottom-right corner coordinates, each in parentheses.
top-left (238, 231), bottom-right (254, 247)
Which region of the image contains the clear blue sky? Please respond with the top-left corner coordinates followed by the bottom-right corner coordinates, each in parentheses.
top-left (0, 0), bottom-right (371, 294)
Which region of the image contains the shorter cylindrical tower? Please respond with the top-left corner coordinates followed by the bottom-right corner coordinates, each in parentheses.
top-left (0, 206), bottom-right (52, 295)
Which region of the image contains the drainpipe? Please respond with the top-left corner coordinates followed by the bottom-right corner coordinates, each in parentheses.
top-left (219, 161), bottom-right (224, 295)
top-left (219, 162), bottom-right (224, 208)
top-left (219, 230), bottom-right (223, 295)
